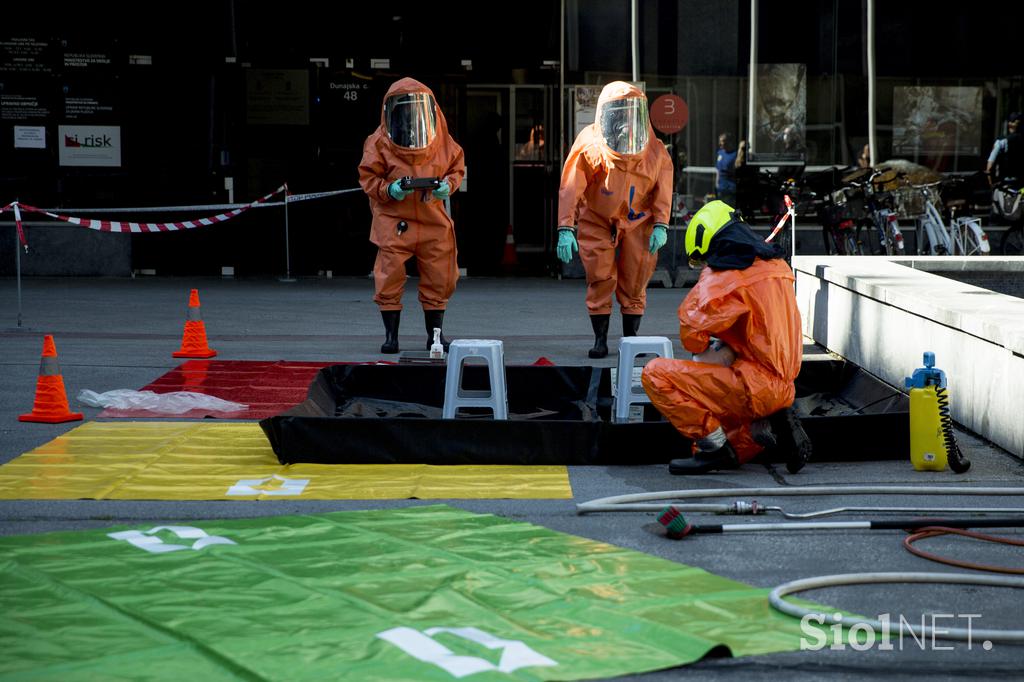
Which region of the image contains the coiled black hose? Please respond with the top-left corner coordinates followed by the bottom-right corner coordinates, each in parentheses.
top-left (936, 386), bottom-right (971, 473)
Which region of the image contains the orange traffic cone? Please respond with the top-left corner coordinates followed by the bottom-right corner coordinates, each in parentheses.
top-left (502, 224), bottom-right (518, 269)
top-left (173, 289), bottom-right (218, 358)
top-left (19, 335), bottom-right (84, 423)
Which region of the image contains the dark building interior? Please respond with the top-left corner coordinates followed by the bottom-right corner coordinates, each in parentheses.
top-left (2, 1), bottom-right (1020, 276)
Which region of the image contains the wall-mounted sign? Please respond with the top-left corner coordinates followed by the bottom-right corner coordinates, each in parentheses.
top-left (14, 125), bottom-right (46, 149)
top-left (58, 124), bottom-right (121, 166)
top-left (1, 37), bottom-right (55, 73)
top-left (650, 94), bottom-right (688, 135)
top-left (328, 81), bottom-right (370, 104)
top-left (1, 91), bottom-right (51, 121)
top-left (246, 69), bottom-right (309, 125)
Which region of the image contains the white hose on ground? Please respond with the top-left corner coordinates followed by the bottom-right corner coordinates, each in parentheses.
top-left (769, 571), bottom-right (1024, 643)
top-left (576, 486), bottom-right (1024, 514)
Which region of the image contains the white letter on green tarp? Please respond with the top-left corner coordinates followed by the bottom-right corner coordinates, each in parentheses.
top-left (377, 626), bottom-right (557, 677)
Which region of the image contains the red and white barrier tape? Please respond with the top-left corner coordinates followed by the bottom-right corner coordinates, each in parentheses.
top-left (12, 202), bottom-right (28, 251)
top-left (29, 186), bottom-right (360, 214)
top-left (765, 195), bottom-right (795, 243)
top-left (13, 184), bottom-right (287, 235)
top-left (1, 184), bottom-right (362, 250)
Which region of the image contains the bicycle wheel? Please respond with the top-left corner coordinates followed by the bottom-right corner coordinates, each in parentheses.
top-left (955, 218), bottom-right (990, 255)
top-left (1002, 225), bottom-right (1024, 255)
top-left (842, 234), bottom-right (862, 255)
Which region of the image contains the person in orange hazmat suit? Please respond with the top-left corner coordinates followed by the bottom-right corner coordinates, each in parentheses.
top-left (640, 200), bottom-right (813, 475)
top-left (359, 77), bottom-right (466, 354)
top-left (556, 81), bottom-right (673, 358)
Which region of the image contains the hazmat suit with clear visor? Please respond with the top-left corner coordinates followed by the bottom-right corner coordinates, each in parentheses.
top-left (599, 97), bottom-right (649, 154)
top-left (556, 82), bottom-right (673, 358)
top-left (385, 93), bottom-right (438, 149)
top-left (359, 78), bottom-right (466, 355)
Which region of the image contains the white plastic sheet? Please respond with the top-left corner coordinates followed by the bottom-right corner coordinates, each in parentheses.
top-left (77, 389), bottom-right (247, 414)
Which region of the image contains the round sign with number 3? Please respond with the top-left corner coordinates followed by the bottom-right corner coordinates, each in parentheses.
top-left (650, 94), bottom-right (689, 134)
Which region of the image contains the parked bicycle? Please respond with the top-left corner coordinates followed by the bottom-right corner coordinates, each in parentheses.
top-left (992, 178), bottom-right (1024, 254)
top-left (818, 180), bottom-right (866, 255)
top-left (912, 180), bottom-right (990, 256)
top-left (762, 174), bottom-right (806, 260)
top-left (847, 167), bottom-right (906, 255)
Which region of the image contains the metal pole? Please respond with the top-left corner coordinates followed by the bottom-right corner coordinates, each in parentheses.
top-left (15, 210), bottom-right (23, 328)
top-left (280, 189), bottom-right (295, 282)
top-left (867, 0), bottom-right (877, 166)
top-left (631, 0), bottom-right (639, 83)
top-left (560, 0), bottom-right (566, 160)
top-left (791, 210), bottom-right (796, 262)
top-left (748, 0), bottom-right (758, 149)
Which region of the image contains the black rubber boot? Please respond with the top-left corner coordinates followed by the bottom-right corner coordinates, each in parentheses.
top-left (380, 310), bottom-right (400, 354)
top-left (668, 441), bottom-right (740, 475)
top-left (767, 406), bottom-right (813, 474)
top-left (622, 313), bottom-right (642, 337)
top-left (588, 314), bottom-right (610, 359)
top-left (424, 309), bottom-right (450, 351)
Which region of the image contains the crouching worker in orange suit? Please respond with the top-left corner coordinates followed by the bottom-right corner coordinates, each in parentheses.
top-left (556, 81), bottom-right (673, 358)
top-left (359, 77), bottom-right (466, 354)
top-left (640, 200), bottom-right (813, 475)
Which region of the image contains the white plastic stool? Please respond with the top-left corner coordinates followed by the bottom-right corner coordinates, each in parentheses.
top-left (614, 336), bottom-right (674, 423)
top-left (442, 339), bottom-right (508, 420)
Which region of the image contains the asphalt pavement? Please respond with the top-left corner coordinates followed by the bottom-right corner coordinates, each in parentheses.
top-left (2, 275), bottom-right (1022, 680)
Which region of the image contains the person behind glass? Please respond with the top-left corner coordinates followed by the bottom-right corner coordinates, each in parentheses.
top-left (715, 132), bottom-right (738, 207)
top-left (733, 139), bottom-right (758, 219)
top-left (986, 111), bottom-right (1022, 186)
top-left (359, 77), bottom-right (466, 354)
top-left (555, 81), bottom-right (673, 358)
top-left (857, 144), bottom-right (871, 170)
top-left (516, 124), bottom-right (546, 161)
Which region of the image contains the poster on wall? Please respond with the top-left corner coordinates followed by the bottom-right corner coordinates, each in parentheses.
top-left (58, 124), bottom-right (121, 166)
top-left (752, 63), bottom-right (806, 164)
top-left (892, 86), bottom-right (982, 157)
top-left (572, 85), bottom-right (601, 139)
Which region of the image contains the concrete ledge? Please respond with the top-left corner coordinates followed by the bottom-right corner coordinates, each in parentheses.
top-left (793, 255), bottom-right (1024, 459)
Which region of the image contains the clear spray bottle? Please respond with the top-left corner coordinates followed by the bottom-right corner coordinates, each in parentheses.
top-left (430, 328), bottom-right (444, 360)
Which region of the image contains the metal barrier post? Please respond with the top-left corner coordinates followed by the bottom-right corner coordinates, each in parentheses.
top-left (280, 187), bottom-right (296, 282)
top-left (15, 220), bottom-right (23, 328)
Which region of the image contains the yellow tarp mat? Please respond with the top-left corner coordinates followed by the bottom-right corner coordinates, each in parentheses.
top-left (0, 422), bottom-right (572, 500)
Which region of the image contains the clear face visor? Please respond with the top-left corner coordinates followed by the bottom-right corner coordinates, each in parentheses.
top-left (598, 97), bottom-right (649, 154)
top-left (385, 93), bottom-right (438, 149)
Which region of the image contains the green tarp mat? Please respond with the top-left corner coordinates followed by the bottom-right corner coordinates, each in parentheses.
top-left (0, 505), bottom-right (824, 680)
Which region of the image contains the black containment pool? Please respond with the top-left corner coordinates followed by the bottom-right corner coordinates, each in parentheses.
top-left (259, 355), bottom-right (909, 466)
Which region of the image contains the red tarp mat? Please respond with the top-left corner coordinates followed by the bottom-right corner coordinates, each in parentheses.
top-left (98, 360), bottom-right (333, 420)
top-left (96, 357), bottom-right (593, 420)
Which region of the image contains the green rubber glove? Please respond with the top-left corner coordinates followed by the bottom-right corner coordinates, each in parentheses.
top-left (649, 223), bottom-right (668, 254)
top-left (432, 179), bottom-right (451, 200)
top-left (388, 180), bottom-right (412, 201)
top-left (556, 227), bottom-right (578, 264)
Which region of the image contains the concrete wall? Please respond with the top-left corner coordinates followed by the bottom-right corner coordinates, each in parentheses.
top-left (793, 256), bottom-right (1024, 459)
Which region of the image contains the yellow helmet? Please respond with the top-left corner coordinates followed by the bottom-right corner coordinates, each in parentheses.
top-left (685, 200), bottom-right (736, 261)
